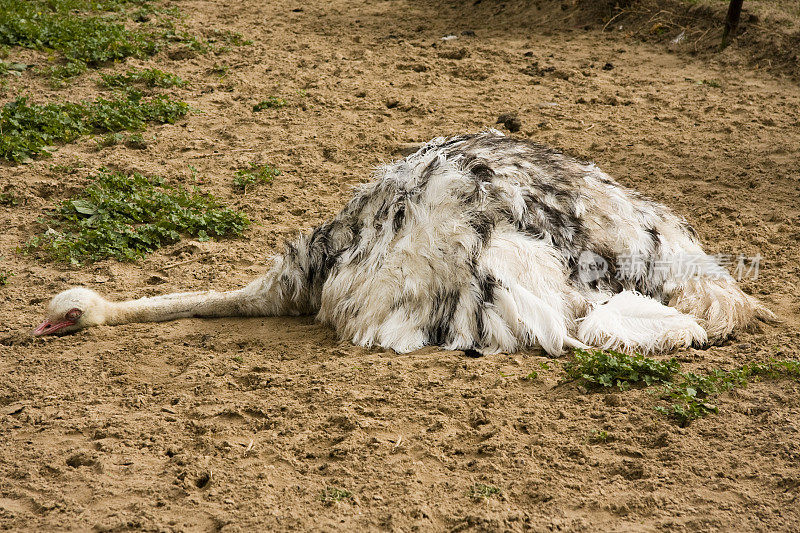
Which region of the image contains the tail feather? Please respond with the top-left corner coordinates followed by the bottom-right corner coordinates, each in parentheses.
top-left (578, 291), bottom-right (707, 353)
top-left (668, 277), bottom-right (776, 342)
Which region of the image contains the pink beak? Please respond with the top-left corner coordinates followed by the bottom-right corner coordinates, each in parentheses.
top-left (33, 319), bottom-right (75, 336)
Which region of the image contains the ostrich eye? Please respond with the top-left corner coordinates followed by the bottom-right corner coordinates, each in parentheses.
top-left (66, 308), bottom-right (83, 321)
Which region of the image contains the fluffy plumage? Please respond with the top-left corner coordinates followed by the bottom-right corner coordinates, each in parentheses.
top-left (36, 131), bottom-right (775, 354)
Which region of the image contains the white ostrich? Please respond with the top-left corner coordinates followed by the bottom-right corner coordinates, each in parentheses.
top-left (33, 131), bottom-right (775, 355)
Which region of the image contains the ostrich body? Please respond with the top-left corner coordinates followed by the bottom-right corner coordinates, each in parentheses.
top-left (35, 132), bottom-right (774, 354)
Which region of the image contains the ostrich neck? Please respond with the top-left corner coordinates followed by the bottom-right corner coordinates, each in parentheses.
top-left (106, 289), bottom-right (249, 325)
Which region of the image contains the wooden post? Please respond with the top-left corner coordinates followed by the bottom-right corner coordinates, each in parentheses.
top-left (721, 0), bottom-right (744, 49)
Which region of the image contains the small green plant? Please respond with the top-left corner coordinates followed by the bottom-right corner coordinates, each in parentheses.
top-left (522, 361), bottom-right (550, 381)
top-left (124, 133), bottom-right (148, 150)
top-left (0, 61), bottom-right (27, 76)
top-left (206, 29), bottom-right (252, 47)
top-left (233, 163), bottom-right (280, 192)
top-left (320, 486), bottom-right (352, 503)
top-left (49, 163), bottom-right (80, 174)
top-left (253, 97), bottom-right (286, 111)
top-left (698, 79), bottom-right (722, 88)
top-left (0, 191), bottom-right (19, 206)
top-left (100, 68), bottom-right (186, 89)
top-left (563, 349), bottom-right (679, 391)
top-left (47, 61), bottom-right (92, 85)
top-left (567, 349), bottom-right (800, 426)
top-left (588, 430), bottom-right (610, 444)
top-left (96, 132), bottom-right (125, 148)
top-left (26, 170), bottom-right (249, 264)
top-left (164, 29), bottom-right (214, 54)
top-left (0, 93), bottom-right (188, 162)
top-left (469, 483), bottom-right (501, 500)
top-left (0, 267), bottom-right (12, 285)
top-left (657, 360), bottom-right (800, 426)
top-left (209, 63), bottom-right (230, 77)
top-left (232, 355), bottom-right (244, 364)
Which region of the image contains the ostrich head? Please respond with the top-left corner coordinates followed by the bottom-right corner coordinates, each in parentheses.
top-left (33, 287), bottom-right (109, 336)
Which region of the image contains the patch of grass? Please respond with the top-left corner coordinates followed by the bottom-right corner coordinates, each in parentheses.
top-left (563, 349), bottom-right (679, 391)
top-left (0, 0), bottom-right (161, 81)
top-left (0, 267), bottom-right (12, 285)
top-left (100, 68), bottom-right (186, 89)
top-left (468, 483), bottom-right (501, 500)
top-left (25, 170), bottom-right (249, 264)
top-left (233, 163), bottom-right (280, 192)
top-left (657, 360), bottom-right (800, 426)
top-left (0, 93), bottom-right (187, 162)
top-left (320, 486), bottom-right (352, 503)
top-left (253, 97), bottom-right (286, 111)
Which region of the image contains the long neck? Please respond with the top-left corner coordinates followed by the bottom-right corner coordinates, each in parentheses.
top-left (104, 289), bottom-right (250, 325)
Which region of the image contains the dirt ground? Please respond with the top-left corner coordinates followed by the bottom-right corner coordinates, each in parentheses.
top-left (2, 0), bottom-right (800, 531)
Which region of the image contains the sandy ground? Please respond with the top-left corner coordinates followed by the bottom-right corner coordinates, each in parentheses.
top-left (2, 0), bottom-right (800, 531)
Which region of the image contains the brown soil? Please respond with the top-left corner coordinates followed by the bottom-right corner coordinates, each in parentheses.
top-left (2, 0), bottom-right (800, 531)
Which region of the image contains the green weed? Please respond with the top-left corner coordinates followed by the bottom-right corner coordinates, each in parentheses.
top-left (205, 29), bottom-right (252, 47)
top-left (208, 63), bottom-right (230, 77)
top-left (0, 191), bottom-right (19, 206)
top-left (162, 29), bottom-right (215, 54)
top-left (567, 349), bottom-right (800, 426)
top-left (521, 361), bottom-right (551, 381)
top-left (657, 360), bottom-right (800, 426)
top-left (0, 270), bottom-right (11, 285)
top-left (100, 68), bottom-right (186, 89)
top-left (320, 486), bottom-right (352, 503)
top-left (698, 79), bottom-right (722, 88)
top-left (253, 97), bottom-right (286, 111)
top-left (124, 132), bottom-right (147, 149)
top-left (233, 163), bottom-right (280, 192)
top-left (47, 61), bottom-right (92, 84)
top-left (49, 162), bottom-right (81, 174)
top-left (0, 93), bottom-right (187, 162)
top-left (588, 429), bottom-right (610, 444)
top-left (0, 0), bottom-right (219, 84)
top-left (25, 170), bottom-right (249, 264)
top-left (0, 0), bottom-right (161, 81)
top-left (563, 349), bottom-right (679, 391)
top-left (0, 62), bottom-right (28, 76)
top-left (95, 132), bottom-right (125, 148)
top-left (468, 483), bottom-right (501, 500)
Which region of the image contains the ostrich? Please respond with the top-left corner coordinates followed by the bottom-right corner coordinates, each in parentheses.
top-left (34, 131), bottom-right (774, 355)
